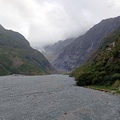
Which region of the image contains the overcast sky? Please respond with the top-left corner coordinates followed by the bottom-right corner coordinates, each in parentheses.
top-left (0, 0), bottom-right (120, 50)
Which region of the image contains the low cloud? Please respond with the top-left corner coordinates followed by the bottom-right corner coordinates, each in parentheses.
top-left (0, 0), bottom-right (120, 50)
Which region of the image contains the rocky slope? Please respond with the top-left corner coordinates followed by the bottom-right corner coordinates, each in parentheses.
top-left (54, 16), bottom-right (120, 71)
top-left (43, 38), bottom-right (75, 63)
top-left (0, 25), bottom-right (55, 75)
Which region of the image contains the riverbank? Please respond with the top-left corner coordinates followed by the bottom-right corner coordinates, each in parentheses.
top-left (86, 85), bottom-right (120, 95)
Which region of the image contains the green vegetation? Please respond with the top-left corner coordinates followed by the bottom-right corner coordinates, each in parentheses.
top-left (71, 28), bottom-right (120, 93)
top-left (0, 46), bottom-right (52, 75)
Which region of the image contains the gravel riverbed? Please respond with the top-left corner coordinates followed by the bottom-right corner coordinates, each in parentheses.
top-left (0, 74), bottom-right (120, 120)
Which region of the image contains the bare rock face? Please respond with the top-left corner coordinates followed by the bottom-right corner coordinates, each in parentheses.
top-left (43, 38), bottom-right (75, 63)
top-left (11, 57), bottom-right (23, 67)
top-left (53, 16), bottom-right (120, 71)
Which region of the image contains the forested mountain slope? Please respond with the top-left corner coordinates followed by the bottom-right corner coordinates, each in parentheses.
top-left (71, 28), bottom-right (120, 90)
top-left (0, 25), bottom-right (55, 75)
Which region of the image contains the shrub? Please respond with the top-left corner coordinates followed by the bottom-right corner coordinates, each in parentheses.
top-left (111, 73), bottom-right (120, 82)
top-left (75, 71), bottom-right (93, 86)
top-left (112, 80), bottom-right (120, 88)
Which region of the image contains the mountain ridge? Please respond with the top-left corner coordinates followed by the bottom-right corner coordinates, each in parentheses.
top-left (53, 16), bottom-right (120, 71)
top-left (0, 24), bottom-right (55, 76)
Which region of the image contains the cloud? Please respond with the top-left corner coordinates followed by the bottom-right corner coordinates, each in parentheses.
top-left (0, 0), bottom-right (120, 50)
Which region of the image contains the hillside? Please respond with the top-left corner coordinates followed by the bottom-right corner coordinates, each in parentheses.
top-left (0, 25), bottom-right (55, 75)
top-left (71, 28), bottom-right (120, 91)
top-left (54, 16), bottom-right (120, 71)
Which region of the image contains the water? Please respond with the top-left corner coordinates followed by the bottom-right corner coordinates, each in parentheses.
top-left (0, 74), bottom-right (119, 120)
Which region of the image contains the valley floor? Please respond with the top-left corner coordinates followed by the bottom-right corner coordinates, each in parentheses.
top-left (0, 75), bottom-right (120, 120)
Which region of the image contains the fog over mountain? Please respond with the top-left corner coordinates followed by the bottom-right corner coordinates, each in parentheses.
top-left (0, 0), bottom-right (120, 50)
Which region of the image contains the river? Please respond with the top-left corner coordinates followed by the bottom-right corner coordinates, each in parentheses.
top-left (0, 74), bottom-right (119, 120)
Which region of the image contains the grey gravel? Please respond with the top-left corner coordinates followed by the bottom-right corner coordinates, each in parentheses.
top-left (0, 74), bottom-right (120, 120)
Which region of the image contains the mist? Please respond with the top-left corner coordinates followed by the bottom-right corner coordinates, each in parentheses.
top-left (0, 0), bottom-right (120, 50)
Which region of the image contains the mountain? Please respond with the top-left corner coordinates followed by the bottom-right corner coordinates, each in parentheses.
top-left (53, 16), bottom-right (120, 71)
top-left (0, 25), bottom-right (55, 76)
top-left (43, 38), bottom-right (75, 63)
top-left (71, 27), bottom-right (120, 90)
